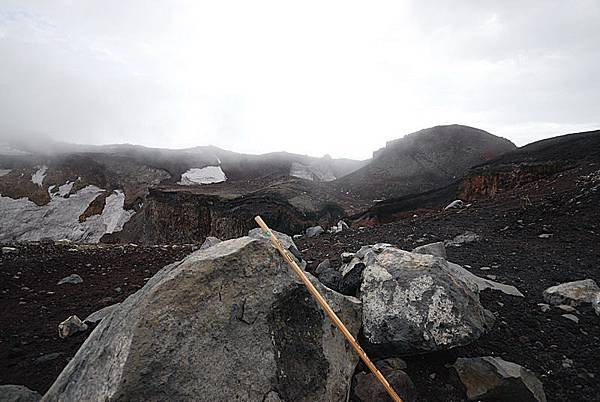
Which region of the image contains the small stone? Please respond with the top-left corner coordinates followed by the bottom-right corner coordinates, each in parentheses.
top-left (412, 242), bottom-right (447, 259)
top-left (480, 266), bottom-right (491, 271)
top-left (1, 246), bottom-right (18, 254)
top-left (340, 252), bottom-right (355, 263)
top-left (315, 259), bottom-right (331, 275)
top-left (538, 233), bottom-right (553, 239)
top-left (58, 315), bottom-right (88, 338)
top-left (114, 287), bottom-right (122, 293)
top-left (538, 303), bottom-right (551, 313)
top-left (305, 225), bottom-right (324, 238)
top-left (57, 274), bottom-right (83, 285)
top-left (562, 314), bottom-right (579, 324)
top-left (562, 358), bottom-right (574, 369)
top-left (556, 305), bottom-right (577, 313)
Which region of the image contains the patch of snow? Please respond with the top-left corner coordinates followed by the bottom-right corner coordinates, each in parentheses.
top-left (290, 162), bottom-right (336, 182)
top-left (0, 169), bottom-right (11, 177)
top-left (31, 166), bottom-right (47, 187)
top-left (290, 162), bottom-right (315, 181)
top-left (0, 186), bottom-right (135, 243)
top-left (178, 166), bottom-right (226, 185)
top-left (57, 181), bottom-right (74, 197)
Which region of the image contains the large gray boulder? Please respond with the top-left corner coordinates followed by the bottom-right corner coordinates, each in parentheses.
top-left (43, 237), bottom-right (362, 402)
top-left (543, 279), bottom-right (600, 306)
top-left (452, 357), bottom-right (546, 402)
top-left (360, 246), bottom-right (493, 355)
top-left (0, 385), bottom-right (41, 402)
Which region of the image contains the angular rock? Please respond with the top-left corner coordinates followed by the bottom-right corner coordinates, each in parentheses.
top-left (446, 262), bottom-right (524, 297)
top-left (58, 315), bottom-right (88, 338)
top-left (248, 228), bottom-right (304, 265)
top-left (412, 242), bottom-right (447, 259)
top-left (340, 252), bottom-right (355, 263)
top-left (444, 231), bottom-right (481, 247)
top-left (352, 367), bottom-right (416, 402)
top-left (593, 293), bottom-right (600, 316)
top-left (1, 246), bottom-right (18, 255)
top-left (543, 279), bottom-right (600, 306)
top-left (452, 356), bottom-right (547, 402)
top-left (199, 236), bottom-right (222, 250)
top-left (562, 314), bottom-right (579, 323)
top-left (338, 261), bottom-right (365, 297)
top-left (305, 225), bottom-right (324, 238)
top-left (44, 237), bottom-right (362, 401)
top-left (57, 274), bottom-right (83, 285)
top-left (360, 247), bottom-right (493, 355)
top-left (315, 259), bottom-right (331, 275)
top-left (83, 303), bottom-right (120, 325)
top-left (444, 199), bottom-right (465, 210)
top-left (0, 384), bottom-right (41, 402)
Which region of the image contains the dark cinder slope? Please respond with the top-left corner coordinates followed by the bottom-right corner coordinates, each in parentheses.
top-left (335, 125), bottom-right (516, 200)
top-left (357, 129), bottom-right (600, 225)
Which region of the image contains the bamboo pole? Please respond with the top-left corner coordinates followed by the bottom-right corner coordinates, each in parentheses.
top-left (254, 216), bottom-right (403, 402)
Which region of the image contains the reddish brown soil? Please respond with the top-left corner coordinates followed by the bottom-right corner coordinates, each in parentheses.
top-left (0, 243), bottom-right (194, 394)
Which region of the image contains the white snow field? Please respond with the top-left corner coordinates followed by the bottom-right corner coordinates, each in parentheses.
top-left (31, 166), bottom-right (48, 187)
top-left (0, 169), bottom-right (11, 177)
top-left (178, 166), bottom-right (227, 185)
top-left (0, 186), bottom-right (134, 242)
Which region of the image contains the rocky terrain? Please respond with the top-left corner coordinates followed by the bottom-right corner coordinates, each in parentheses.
top-left (1, 127), bottom-right (599, 401)
top-left (335, 125), bottom-right (516, 201)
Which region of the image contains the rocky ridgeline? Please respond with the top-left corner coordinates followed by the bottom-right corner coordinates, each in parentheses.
top-left (31, 228), bottom-right (557, 402)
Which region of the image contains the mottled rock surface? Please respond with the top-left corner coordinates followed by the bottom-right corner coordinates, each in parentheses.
top-left (43, 238), bottom-right (362, 401)
top-left (360, 246), bottom-right (493, 355)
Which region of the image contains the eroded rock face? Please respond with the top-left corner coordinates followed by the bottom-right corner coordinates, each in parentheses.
top-left (360, 247), bottom-right (493, 355)
top-left (452, 357), bottom-right (547, 402)
top-left (543, 279), bottom-right (600, 306)
top-left (43, 238), bottom-right (362, 402)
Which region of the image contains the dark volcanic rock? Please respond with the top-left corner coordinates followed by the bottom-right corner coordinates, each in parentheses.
top-left (452, 357), bottom-right (547, 402)
top-left (43, 238), bottom-right (362, 401)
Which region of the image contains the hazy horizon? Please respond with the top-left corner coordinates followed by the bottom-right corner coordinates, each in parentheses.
top-left (1, 1), bottom-right (599, 159)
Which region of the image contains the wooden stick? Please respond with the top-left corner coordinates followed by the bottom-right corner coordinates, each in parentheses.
top-left (254, 216), bottom-right (403, 402)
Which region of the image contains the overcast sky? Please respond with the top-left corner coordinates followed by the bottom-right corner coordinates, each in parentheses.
top-left (1, 1), bottom-right (599, 159)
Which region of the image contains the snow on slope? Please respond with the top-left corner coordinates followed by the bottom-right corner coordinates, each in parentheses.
top-left (178, 166), bottom-right (226, 185)
top-left (0, 169), bottom-right (11, 177)
top-left (31, 166), bottom-right (47, 187)
top-left (0, 186), bottom-right (134, 242)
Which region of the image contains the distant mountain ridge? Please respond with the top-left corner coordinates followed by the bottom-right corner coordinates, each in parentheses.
top-left (334, 124), bottom-right (516, 200)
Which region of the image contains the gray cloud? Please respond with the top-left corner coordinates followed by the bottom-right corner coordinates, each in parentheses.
top-left (0, 0), bottom-right (598, 159)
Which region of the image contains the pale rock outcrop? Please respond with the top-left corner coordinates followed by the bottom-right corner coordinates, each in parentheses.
top-left (543, 279), bottom-right (600, 306)
top-left (360, 246), bottom-right (494, 355)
